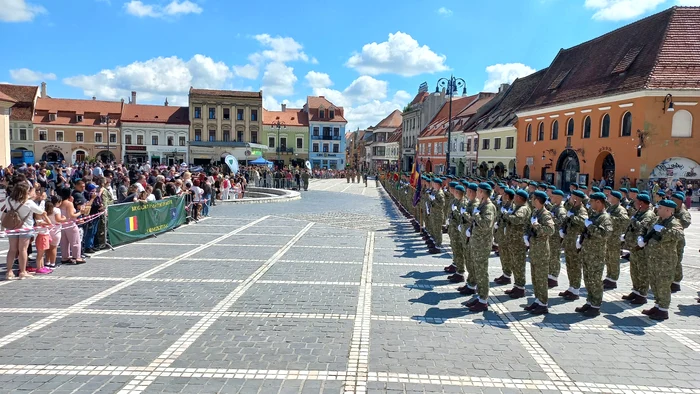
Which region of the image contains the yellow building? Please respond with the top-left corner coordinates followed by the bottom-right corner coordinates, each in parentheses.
top-left (262, 104), bottom-right (309, 168)
top-left (0, 91), bottom-right (15, 167)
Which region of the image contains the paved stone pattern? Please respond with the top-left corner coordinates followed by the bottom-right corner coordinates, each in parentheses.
top-left (0, 179), bottom-right (697, 393)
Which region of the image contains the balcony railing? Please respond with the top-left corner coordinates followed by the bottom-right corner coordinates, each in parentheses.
top-left (312, 134), bottom-right (341, 140)
top-left (275, 147), bottom-right (294, 154)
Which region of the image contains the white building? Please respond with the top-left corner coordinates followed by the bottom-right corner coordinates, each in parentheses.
top-left (401, 85), bottom-right (446, 171)
top-left (121, 101), bottom-right (189, 165)
top-left (0, 83), bottom-right (40, 159)
top-left (368, 110), bottom-right (402, 171)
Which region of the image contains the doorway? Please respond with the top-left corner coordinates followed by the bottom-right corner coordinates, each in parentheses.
top-left (556, 149), bottom-right (580, 191)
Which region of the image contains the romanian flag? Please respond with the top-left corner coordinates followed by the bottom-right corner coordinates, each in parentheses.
top-left (409, 144), bottom-right (420, 187)
top-left (125, 216), bottom-right (138, 232)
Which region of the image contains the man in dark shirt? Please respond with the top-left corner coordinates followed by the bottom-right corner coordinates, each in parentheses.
top-left (72, 180), bottom-right (87, 211)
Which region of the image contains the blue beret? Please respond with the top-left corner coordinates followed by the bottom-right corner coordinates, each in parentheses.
top-left (571, 183), bottom-right (579, 188)
top-left (515, 189), bottom-right (529, 199)
top-left (478, 182), bottom-right (493, 192)
top-left (533, 190), bottom-right (548, 200)
top-left (498, 183), bottom-right (506, 188)
top-left (611, 191), bottom-right (623, 200)
top-left (449, 181), bottom-right (458, 187)
top-left (604, 186), bottom-right (613, 191)
top-left (538, 182), bottom-right (547, 188)
top-left (620, 188), bottom-right (629, 193)
top-left (580, 185), bottom-right (588, 190)
top-left (487, 181), bottom-right (496, 187)
top-left (590, 192), bottom-right (606, 201)
top-left (636, 193), bottom-right (651, 203)
top-left (592, 187), bottom-right (601, 193)
top-left (660, 199), bottom-right (677, 209)
top-left (432, 178), bottom-right (442, 183)
top-left (552, 190), bottom-right (565, 197)
top-left (656, 190), bottom-right (666, 197)
top-left (455, 185), bottom-right (465, 192)
top-left (672, 192), bottom-right (685, 201)
top-left (529, 181), bottom-right (538, 186)
top-left (504, 188), bottom-right (515, 197)
top-left (547, 185), bottom-right (556, 190)
top-left (572, 190), bottom-right (586, 199)
top-left (467, 183), bottom-right (478, 191)
top-left (461, 180), bottom-right (469, 185)
top-left (629, 188), bottom-right (639, 193)
top-left (447, 175), bottom-right (455, 179)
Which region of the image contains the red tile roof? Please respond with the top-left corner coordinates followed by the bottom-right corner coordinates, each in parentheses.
top-left (121, 104), bottom-right (189, 124)
top-left (263, 108), bottom-right (309, 127)
top-left (375, 109), bottom-right (403, 128)
top-left (0, 91), bottom-right (16, 104)
top-left (419, 95), bottom-right (482, 138)
top-left (521, 7), bottom-right (699, 110)
top-left (189, 88), bottom-right (262, 98)
top-left (306, 96), bottom-right (347, 122)
top-left (0, 84), bottom-right (38, 103)
top-left (409, 91), bottom-right (429, 107)
top-left (387, 125), bottom-right (402, 143)
top-left (34, 97), bottom-right (122, 126)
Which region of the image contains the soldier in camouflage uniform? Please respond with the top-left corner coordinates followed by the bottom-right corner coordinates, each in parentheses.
top-left (503, 189), bottom-right (532, 299)
top-left (558, 189), bottom-right (589, 301)
top-left (462, 183), bottom-right (496, 312)
top-left (620, 188), bottom-right (631, 209)
top-left (428, 178), bottom-right (445, 251)
top-left (445, 182), bottom-right (463, 280)
top-left (670, 192), bottom-right (691, 293)
top-left (524, 190), bottom-right (555, 315)
top-left (603, 190), bottom-right (630, 290)
top-left (622, 193), bottom-right (656, 305)
top-left (457, 183), bottom-right (480, 295)
top-left (493, 188), bottom-right (515, 285)
top-left (547, 189), bottom-right (567, 288)
top-left (626, 188), bottom-right (640, 217)
top-left (443, 179), bottom-right (453, 233)
top-left (642, 199), bottom-right (685, 321)
top-left (574, 192), bottom-right (613, 317)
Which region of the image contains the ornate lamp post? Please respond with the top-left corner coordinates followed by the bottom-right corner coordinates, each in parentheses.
top-left (271, 120), bottom-right (286, 163)
top-left (435, 76), bottom-right (466, 175)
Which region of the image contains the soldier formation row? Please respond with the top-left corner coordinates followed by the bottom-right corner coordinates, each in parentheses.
top-left (385, 175), bottom-right (692, 321)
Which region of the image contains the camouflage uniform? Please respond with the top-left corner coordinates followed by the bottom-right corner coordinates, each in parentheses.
top-left (470, 198), bottom-right (497, 301)
top-left (561, 203), bottom-right (588, 295)
top-left (605, 203), bottom-right (630, 283)
top-left (580, 211), bottom-right (613, 307)
top-left (625, 197), bottom-right (637, 218)
top-left (647, 216), bottom-right (685, 310)
top-left (548, 201), bottom-right (567, 282)
top-left (430, 188), bottom-right (445, 246)
top-left (504, 202), bottom-right (531, 290)
top-left (528, 207), bottom-right (555, 304)
top-left (447, 194), bottom-right (463, 271)
top-left (495, 200), bottom-right (512, 279)
top-left (461, 197), bottom-right (479, 289)
top-left (624, 207), bottom-right (657, 297)
top-left (673, 204), bottom-right (691, 286)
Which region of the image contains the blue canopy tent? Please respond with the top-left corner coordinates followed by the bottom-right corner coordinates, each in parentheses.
top-left (249, 157), bottom-right (274, 168)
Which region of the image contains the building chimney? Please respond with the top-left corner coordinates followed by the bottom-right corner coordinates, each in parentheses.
top-left (498, 83), bottom-right (510, 93)
top-left (164, 97), bottom-right (169, 106)
top-left (281, 103), bottom-right (286, 112)
top-left (131, 91), bottom-right (136, 105)
top-left (92, 96), bottom-right (96, 100)
top-left (40, 82), bottom-right (47, 98)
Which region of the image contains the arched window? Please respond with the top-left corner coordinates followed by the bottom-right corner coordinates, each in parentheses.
top-left (537, 122), bottom-right (545, 141)
top-left (621, 111), bottom-right (632, 137)
top-left (525, 124), bottom-right (532, 142)
top-left (583, 116), bottom-right (591, 139)
top-left (551, 120), bottom-right (559, 140)
top-left (671, 110), bottom-right (693, 137)
top-left (566, 118), bottom-right (574, 136)
top-left (601, 113), bottom-right (610, 138)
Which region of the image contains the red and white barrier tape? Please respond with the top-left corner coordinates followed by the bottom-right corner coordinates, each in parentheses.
top-left (0, 211), bottom-right (105, 236)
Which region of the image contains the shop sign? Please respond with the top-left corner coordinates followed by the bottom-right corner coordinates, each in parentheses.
top-left (42, 144), bottom-right (64, 152)
top-left (95, 145), bottom-right (117, 150)
top-left (599, 146), bottom-right (612, 153)
top-left (74, 145), bottom-right (89, 152)
top-left (649, 157), bottom-right (700, 180)
top-left (126, 145), bottom-right (147, 151)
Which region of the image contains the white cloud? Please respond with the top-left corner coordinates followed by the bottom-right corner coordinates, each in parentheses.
top-left (483, 63), bottom-right (537, 92)
top-left (10, 68), bottom-right (56, 83)
top-left (343, 76), bottom-right (387, 103)
top-left (124, 0), bottom-right (202, 18)
top-left (263, 96), bottom-right (306, 111)
top-left (437, 7), bottom-right (453, 16)
top-left (584, 0), bottom-right (665, 21)
top-left (261, 62), bottom-right (297, 96)
top-left (677, 0), bottom-right (700, 4)
top-left (232, 64), bottom-right (259, 79)
top-left (63, 54), bottom-right (231, 103)
top-left (345, 92), bottom-right (409, 131)
top-left (305, 71), bottom-right (333, 89)
top-left (346, 31), bottom-right (449, 77)
top-left (0, 0), bottom-right (47, 22)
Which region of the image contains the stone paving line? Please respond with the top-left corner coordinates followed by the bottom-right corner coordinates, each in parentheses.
top-left (0, 216), bottom-right (268, 350)
top-left (116, 222), bottom-right (315, 394)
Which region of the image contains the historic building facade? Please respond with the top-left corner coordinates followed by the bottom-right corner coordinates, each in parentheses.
top-left (367, 110), bottom-right (402, 171)
top-left (121, 100), bottom-right (189, 165)
top-left (262, 104), bottom-right (309, 168)
top-left (0, 83), bottom-right (40, 156)
top-left (306, 96), bottom-right (347, 170)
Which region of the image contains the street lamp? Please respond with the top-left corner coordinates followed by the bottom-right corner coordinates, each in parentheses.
top-left (105, 115), bottom-right (111, 164)
top-left (271, 119), bottom-right (286, 163)
top-left (436, 76), bottom-right (466, 176)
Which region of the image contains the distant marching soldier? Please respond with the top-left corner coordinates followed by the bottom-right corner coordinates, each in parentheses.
top-left (493, 188), bottom-right (515, 285)
top-left (346, 169), bottom-right (351, 183)
top-left (619, 188), bottom-right (631, 209)
top-left (642, 198), bottom-right (685, 321)
top-left (462, 183), bottom-right (496, 312)
top-left (603, 190), bottom-right (630, 290)
top-left (558, 190), bottom-right (589, 301)
top-left (547, 189), bottom-right (568, 288)
top-left (502, 189), bottom-right (532, 299)
top-left (622, 193), bottom-right (656, 305)
top-left (574, 192), bottom-right (613, 317)
top-left (446, 183), bottom-right (466, 282)
top-left (457, 182), bottom-right (480, 296)
top-left (524, 190), bottom-right (556, 315)
top-left (428, 178), bottom-right (445, 251)
top-left (670, 192), bottom-right (691, 293)
top-left (443, 178), bottom-right (453, 233)
top-left (603, 186), bottom-right (613, 208)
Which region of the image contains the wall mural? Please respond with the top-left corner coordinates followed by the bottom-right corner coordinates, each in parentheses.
top-left (649, 157), bottom-right (700, 180)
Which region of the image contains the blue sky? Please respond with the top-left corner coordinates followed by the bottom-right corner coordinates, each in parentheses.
top-left (1, 0), bottom-right (697, 129)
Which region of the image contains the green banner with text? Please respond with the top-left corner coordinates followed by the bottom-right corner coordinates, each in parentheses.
top-left (107, 196), bottom-right (186, 246)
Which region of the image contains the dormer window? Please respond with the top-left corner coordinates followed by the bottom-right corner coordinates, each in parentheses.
top-left (330, 110), bottom-right (335, 119)
top-left (319, 109), bottom-right (325, 119)
top-left (100, 116), bottom-right (107, 124)
top-left (49, 113), bottom-right (56, 121)
top-left (76, 115), bottom-right (83, 122)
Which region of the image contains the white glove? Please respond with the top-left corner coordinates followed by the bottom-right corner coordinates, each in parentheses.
top-left (655, 204), bottom-right (659, 209)
top-left (466, 228), bottom-right (471, 237)
top-left (501, 207), bottom-right (506, 214)
top-left (494, 222), bottom-right (499, 230)
top-left (619, 234), bottom-right (625, 242)
top-left (566, 194), bottom-right (571, 200)
top-left (559, 229), bottom-right (565, 238)
top-left (576, 235), bottom-right (582, 250)
top-left (584, 219), bottom-right (592, 228)
top-left (451, 204), bottom-right (457, 211)
top-left (473, 208), bottom-right (480, 215)
top-left (429, 195), bottom-right (436, 201)
top-left (567, 211), bottom-right (574, 217)
top-left (523, 235), bottom-right (530, 247)
top-left (637, 236), bottom-right (646, 248)
top-left (586, 203), bottom-right (591, 209)
top-left (458, 224), bottom-right (462, 232)
top-left (507, 208), bottom-right (513, 214)
top-left (530, 217), bottom-right (537, 225)
top-left (446, 218), bottom-right (450, 225)
top-left (460, 207), bottom-right (466, 214)
top-left (653, 224), bottom-right (664, 232)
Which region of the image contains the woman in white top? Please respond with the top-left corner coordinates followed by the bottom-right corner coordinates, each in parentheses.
top-left (2, 182), bottom-right (46, 280)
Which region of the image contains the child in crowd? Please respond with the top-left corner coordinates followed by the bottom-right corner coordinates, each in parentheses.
top-left (30, 207), bottom-right (53, 275)
top-left (45, 196), bottom-right (65, 269)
